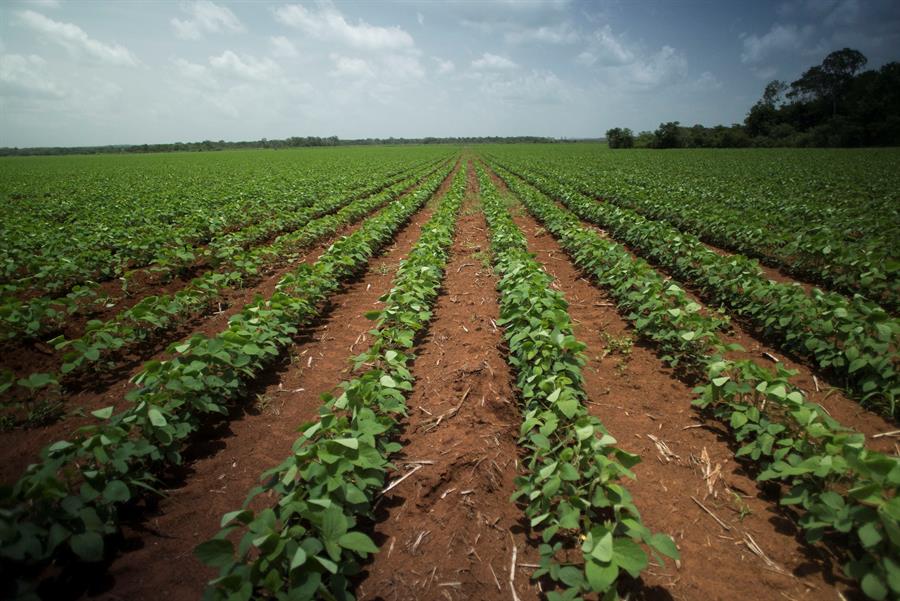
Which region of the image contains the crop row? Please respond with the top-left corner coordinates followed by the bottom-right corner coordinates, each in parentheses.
top-left (0, 159), bottom-right (450, 420)
top-left (0, 157), bottom-right (445, 342)
top-left (486, 147), bottom-right (899, 310)
top-left (585, 178), bottom-right (900, 313)
top-left (490, 163), bottom-right (900, 601)
top-left (489, 158), bottom-right (900, 418)
top-left (477, 163), bottom-right (678, 600)
top-left (0, 152), bottom-right (443, 299)
top-left (196, 163), bottom-right (467, 601)
top-left (0, 159), bottom-right (457, 601)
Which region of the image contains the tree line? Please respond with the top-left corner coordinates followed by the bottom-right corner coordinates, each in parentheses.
top-left (606, 48), bottom-right (900, 148)
top-left (0, 136), bottom-right (564, 157)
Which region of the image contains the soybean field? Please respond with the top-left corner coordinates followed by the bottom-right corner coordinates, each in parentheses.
top-left (1, 144), bottom-right (898, 601)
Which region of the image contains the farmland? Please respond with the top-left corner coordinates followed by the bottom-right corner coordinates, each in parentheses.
top-left (0, 144), bottom-right (898, 601)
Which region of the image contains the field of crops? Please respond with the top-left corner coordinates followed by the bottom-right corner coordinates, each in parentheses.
top-left (0, 144), bottom-right (897, 601)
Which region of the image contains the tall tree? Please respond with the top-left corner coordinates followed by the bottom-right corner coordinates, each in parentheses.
top-left (761, 80), bottom-right (787, 107)
top-left (746, 80), bottom-right (788, 136)
top-left (790, 48), bottom-right (868, 116)
top-left (605, 127), bottom-right (634, 148)
top-left (653, 121), bottom-right (684, 148)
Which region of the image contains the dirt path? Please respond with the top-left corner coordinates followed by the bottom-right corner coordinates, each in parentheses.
top-left (0, 167), bottom-right (457, 485)
top-left (486, 170), bottom-right (852, 600)
top-left (74, 167), bottom-right (461, 601)
top-left (357, 161), bottom-right (538, 601)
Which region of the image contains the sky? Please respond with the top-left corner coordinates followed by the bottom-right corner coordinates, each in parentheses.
top-left (1, 0), bottom-right (898, 147)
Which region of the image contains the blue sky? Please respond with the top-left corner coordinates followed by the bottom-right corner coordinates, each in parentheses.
top-left (1, 0), bottom-right (898, 147)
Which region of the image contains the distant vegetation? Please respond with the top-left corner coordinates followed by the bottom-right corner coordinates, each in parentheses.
top-left (0, 136), bottom-right (564, 157)
top-left (607, 48), bottom-right (900, 148)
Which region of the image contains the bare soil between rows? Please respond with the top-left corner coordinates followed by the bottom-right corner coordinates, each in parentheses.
top-left (52, 164), bottom-right (461, 601)
top-left (356, 160), bottom-right (539, 601)
top-left (486, 164), bottom-right (858, 600)
top-left (580, 199), bottom-right (897, 448)
top-left (7, 156), bottom-right (886, 601)
top-left (0, 164), bottom-right (444, 427)
top-left (500, 166), bottom-right (896, 448)
top-left (0, 166), bottom-right (452, 485)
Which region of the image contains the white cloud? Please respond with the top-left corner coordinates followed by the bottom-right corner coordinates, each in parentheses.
top-left (0, 53), bottom-right (64, 97)
top-left (417, 11), bottom-right (425, 26)
top-left (209, 51), bottom-right (281, 81)
top-left (383, 55), bottom-right (424, 80)
top-left (24, 0), bottom-right (61, 8)
top-left (575, 51), bottom-right (596, 66)
top-left (470, 68), bottom-right (571, 105)
top-left (17, 10), bottom-right (137, 66)
top-left (740, 23), bottom-right (815, 64)
top-left (434, 58), bottom-right (455, 75)
top-left (580, 25), bottom-right (633, 66)
top-left (472, 53), bottom-right (518, 70)
top-left (275, 2), bottom-right (414, 50)
top-left (170, 52), bottom-right (311, 121)
top-left (577, 26), bottom-right (688, 90)
top-left (692, 71), bottom-right (723, 90)
top-left (505, 22), bottom-right (579, 45)
top-left (624, 45), bottom-right (688, 88)
top-left (331, 55), bottom-right (374, 79)
top-left (171, 19), bottom-right (202, 40)
top-left (171, 0), bottom-right (244, 40)
top-left (173, 57), bottom-right (216, 88)
top-left (270, 36), bottom-right (298, 58)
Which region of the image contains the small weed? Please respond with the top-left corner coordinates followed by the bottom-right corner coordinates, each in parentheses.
top-left (24, 400), bottom-right (64, 428)
top-left (498, 191), bottom-right (523, 215)
top-left (472, 249), bottom-right (493, 271)
top-left (254, 393), bottom-right (282, 416)
top-left (601, 332), bottom-right (634, 358)
top-left (0, 413), bottom-right (16, 432)
top-left (600, 332), bottom-right (633, 374)
top-left (730, 491), bottom-right (753, 521)
top-left (120, 272), bottom-right (134, 296)
top-left (462, 202), bottom-right (481, 216)
top-left (1, 399), bottom-right (66, 431)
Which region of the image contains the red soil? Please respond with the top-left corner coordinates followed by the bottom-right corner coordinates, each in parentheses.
top-left (486, 163), bottom-right (863, 601)
top-left (0, 167), bottom-right (455, 485)
top-left (67, 165), bottom-right (460, 601)
top-left (5, 157), bottom-right (887, 601)
top-left (358, 161), bottom-right (539, 601)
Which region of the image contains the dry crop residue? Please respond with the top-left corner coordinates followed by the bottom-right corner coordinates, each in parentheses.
top-left (66, 166), bottom-right (462, 601)
top-left (358, 161), bottom-right (538, 601)
top-left (487, 163), bottom-right (854, 600)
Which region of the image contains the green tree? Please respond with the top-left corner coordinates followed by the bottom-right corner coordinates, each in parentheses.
top-left (790, 48), bottom-right (867, 116)
top-left (746, 80), bottom-right (787, 136)
top-left (605, 127), bottom-right (634, 148)
top-left (653, 121), bottom-right (684, 148)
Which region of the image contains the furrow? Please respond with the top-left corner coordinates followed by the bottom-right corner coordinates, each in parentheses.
top-left (81, 167), bottom-right (454, 601)
top-left (499, 176), bottom-right (851, 600)
top-left (358, 159), bottom-right (537, 601)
